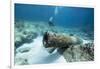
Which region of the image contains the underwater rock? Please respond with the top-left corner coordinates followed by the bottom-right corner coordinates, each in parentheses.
top-left (16, 45), bottom-right (31, 53)
top-left (15, 32), bottom-right (38, 48)
top-left (15, 21), bottom-right (39, 48)
top-left (63, 43), bottom-right (94, 62)
top-left (15, 53), bottom-right (29, 65)
top-left (15, 41), bottom-right (23, 48)
top-left (22, 32), bottom-right (38, 43)
top-left (15, 36), bottom-right (24, 48)
top-left (81, 43), bottom-right (94, 60)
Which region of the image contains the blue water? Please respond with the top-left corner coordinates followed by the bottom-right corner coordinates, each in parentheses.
top-left (15, 3), bottom-right (94, 40)
top-left (14, 4), bottom-right (94, 65)
top-left (15, 3), bottom-right (94, 29)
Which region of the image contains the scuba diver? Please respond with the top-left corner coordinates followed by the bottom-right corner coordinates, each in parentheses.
top-left (48, 16), bottom-right (55, 27)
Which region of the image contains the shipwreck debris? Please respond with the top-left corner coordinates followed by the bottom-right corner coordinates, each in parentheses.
top-left (43, 32), bottom-right (83, 48)
top-left (43, 32), bottom-right (83, 53)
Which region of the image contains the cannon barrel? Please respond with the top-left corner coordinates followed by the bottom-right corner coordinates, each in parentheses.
top-left (43, 32), bottom-right (83, 48)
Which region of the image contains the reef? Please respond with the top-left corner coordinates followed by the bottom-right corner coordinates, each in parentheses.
top-left (14, 20), bottom-right (94, 65)
top-left (63, 43), bottom-right (94, 62)
top-left (14, 20), bottom-right (60, 48)
top-left (43, 32), bottom-right (94, 62)
top-left (15, 21), bottom-right (38, 48)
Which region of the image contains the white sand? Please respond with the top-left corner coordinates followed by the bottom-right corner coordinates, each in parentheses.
top-left (15, 36), bottom-right (66, 65)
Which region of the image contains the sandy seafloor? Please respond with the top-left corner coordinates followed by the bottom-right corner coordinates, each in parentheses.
top-left (14, 20), bottom-right (94, 65)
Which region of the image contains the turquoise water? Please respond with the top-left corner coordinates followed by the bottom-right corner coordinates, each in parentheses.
top-left (15, 3), bottom-right (94, 39)
top-left (15, 4), bottom-right (94, 30)
top-left (14, 3), bottom-right (94, 65)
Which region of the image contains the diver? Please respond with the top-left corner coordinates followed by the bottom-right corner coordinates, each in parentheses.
top-left (48, 16), bottom-right (55, 26)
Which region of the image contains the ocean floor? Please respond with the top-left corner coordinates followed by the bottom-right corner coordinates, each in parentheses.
top-left (14, 20), bottom-right (94, 65)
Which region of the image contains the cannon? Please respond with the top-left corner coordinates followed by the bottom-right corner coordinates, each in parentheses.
top-left (43, 32), bottom-right (83, 53)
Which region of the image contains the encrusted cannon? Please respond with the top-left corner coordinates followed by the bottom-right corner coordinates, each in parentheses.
top-left (43, 32), bottom-right (83, 53)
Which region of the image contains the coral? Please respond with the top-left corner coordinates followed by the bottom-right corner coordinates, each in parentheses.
top-left (63, 43), bottom-right (94, 62)
top-left (14, 20), bottom-right (94, 64)
top-left (15, 21), bottom-right (38, 48)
